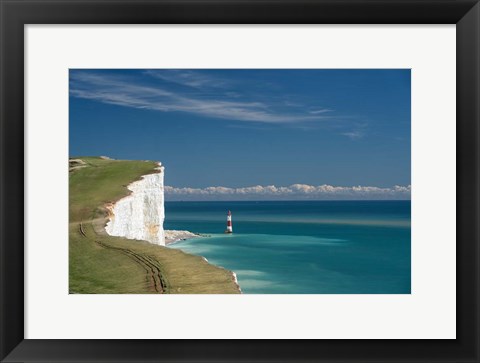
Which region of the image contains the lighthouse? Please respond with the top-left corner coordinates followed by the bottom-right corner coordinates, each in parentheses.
top-left (225, 210), bottom-right (233, 233)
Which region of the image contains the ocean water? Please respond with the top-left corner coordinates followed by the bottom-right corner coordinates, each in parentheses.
top-left (166, 201), bottom-right (411, 294)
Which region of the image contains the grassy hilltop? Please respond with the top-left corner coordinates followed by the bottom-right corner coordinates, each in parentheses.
top-left (69, 157), bottom-right (240, 294)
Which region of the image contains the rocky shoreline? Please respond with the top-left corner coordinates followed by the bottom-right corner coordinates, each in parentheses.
top-left (164, 230), bottom-right (203, 244)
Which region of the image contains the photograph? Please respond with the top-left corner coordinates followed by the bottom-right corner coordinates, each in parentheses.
top-left (69, 69), bottom-right (411, 294)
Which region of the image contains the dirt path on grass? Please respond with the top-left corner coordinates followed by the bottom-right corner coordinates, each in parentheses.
top-left (95, 240), bottom-right (166, 293)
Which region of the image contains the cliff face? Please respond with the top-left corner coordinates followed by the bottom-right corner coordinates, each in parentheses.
top-left (105, 163), bottom-right (165, 245)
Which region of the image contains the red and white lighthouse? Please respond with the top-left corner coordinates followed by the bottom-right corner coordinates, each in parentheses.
top-left (225, 210), bottom-right (233, 233)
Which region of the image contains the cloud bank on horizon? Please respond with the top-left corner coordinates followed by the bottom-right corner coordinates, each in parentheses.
top-left (164, 184), bottom-right (411, 201)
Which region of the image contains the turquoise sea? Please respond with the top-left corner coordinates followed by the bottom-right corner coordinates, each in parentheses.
top-left (166, 201), bottom-right (411, 294)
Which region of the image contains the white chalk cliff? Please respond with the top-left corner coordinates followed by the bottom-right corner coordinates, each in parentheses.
top-left (105, 163), bottom-right (165, 245)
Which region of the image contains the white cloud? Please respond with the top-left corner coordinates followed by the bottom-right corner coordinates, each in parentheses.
top-left (69, 71), bottom-right (332, 124)
top-left (164, 184), bottom-right (411, 200)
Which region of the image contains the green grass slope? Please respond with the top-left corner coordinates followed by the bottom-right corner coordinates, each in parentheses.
top-left (69, 157), bottom-right (240, 294)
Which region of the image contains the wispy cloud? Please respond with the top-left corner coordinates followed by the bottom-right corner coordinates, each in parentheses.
top-left (69, 70), bottom-right (333, 124)
top-left (309, 109), bottom-right (332, 114)
top-left (164, 184), bottom-right (411, 201)
top-left (341, 131), bottom-right (365, 140)
top-left (144, 69), bottom-right (229, 89)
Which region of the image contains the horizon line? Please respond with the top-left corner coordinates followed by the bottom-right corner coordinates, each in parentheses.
top-left (164, 199), bottom-right (411, 202)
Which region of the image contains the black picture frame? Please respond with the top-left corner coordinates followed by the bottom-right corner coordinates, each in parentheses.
top-left (1, 1), bottom-right (479, 362)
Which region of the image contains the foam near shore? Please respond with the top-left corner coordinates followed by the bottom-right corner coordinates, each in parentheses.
top-left (167, 235), bottom-right (242, 293)
top-left (232, 272), bottom-right (242, 293)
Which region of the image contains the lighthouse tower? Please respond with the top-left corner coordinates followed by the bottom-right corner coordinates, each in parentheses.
top-left (225, 210), bottom-right (233, 233)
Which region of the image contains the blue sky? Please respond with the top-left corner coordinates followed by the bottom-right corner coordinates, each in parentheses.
top-left (69, 69), bottom-right (411, 200)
